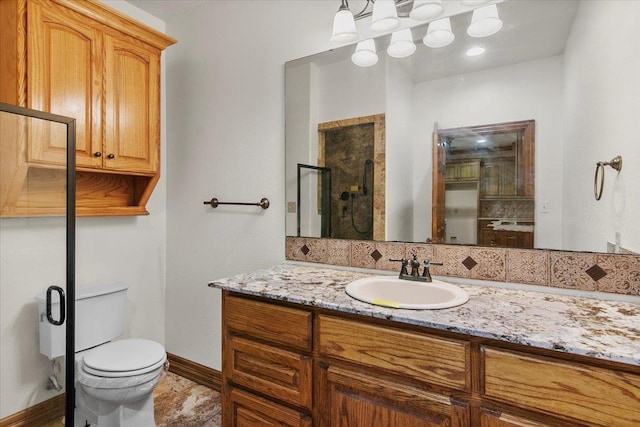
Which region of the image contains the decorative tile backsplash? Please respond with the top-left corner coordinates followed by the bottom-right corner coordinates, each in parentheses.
top-left (285, 236), bottom-right (640, 296)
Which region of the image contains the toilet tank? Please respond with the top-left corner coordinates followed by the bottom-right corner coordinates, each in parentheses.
top-left (36, 283), bottom-right (128, 359)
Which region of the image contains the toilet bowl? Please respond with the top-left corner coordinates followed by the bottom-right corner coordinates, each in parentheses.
top-left (75, 339), bottom-right (167, 426)
top-left (36, 284), bottom-right (167, 427)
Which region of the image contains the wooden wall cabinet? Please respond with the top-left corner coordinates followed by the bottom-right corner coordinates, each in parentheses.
top-left (481, 158), bottom-right (516, 197)
top-left (446, 161), bottom-right (480, 183)
top-left (0, 0), bottom-right (175, 217)
top-left (222, 291), bottom-right (640, 427)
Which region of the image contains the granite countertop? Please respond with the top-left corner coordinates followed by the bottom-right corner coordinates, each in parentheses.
top-left (208, 263), bottom-right (640, 367)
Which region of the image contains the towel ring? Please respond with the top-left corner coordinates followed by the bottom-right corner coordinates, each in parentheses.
top-left (594, 155), bottom-right (622, 201)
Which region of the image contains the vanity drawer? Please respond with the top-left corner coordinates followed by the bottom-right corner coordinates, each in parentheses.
top-left (482, 346), bottom-right (640, 426)
top-left (224, 294), bottom-right (312, 352)
top-left (227, 386), bottom-right (312, 427)
top-left (224, 335), bottom-right (312, 410)
top-left (317, 315), bottom-right (470, 391)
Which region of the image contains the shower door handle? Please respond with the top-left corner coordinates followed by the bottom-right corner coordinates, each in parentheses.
top-left (46, 285), bottom-right (65, 326)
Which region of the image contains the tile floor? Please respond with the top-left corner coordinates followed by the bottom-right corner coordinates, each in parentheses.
top-left (44, 371), bottom-right (221, 426)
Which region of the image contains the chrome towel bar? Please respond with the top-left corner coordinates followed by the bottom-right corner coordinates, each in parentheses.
top-left (204, 197), bottom-right (270, 209)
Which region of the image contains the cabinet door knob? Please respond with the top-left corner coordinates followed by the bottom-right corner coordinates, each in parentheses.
top-left (107, 154), bottom-right (115, 159)
top-left (94, 152), bottom-right (102, 157)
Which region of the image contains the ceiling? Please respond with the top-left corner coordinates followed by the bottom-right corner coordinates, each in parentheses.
top-left (126, 0), bottom-right (207, 21)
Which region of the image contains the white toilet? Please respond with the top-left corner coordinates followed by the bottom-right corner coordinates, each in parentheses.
top-left (37, 283), bottom-right (167, 427)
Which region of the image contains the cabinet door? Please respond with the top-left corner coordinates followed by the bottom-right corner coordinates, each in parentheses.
top-left (317, 361), bottom-right (470, 427)
top-left (104, 33), bottom-right (160, 173)
top-left (225, 386), bottom-right (311, 427)
top-left (27, 0), bottom-right (103, 168)
top-left (457, 161), bottom-right (480, 181)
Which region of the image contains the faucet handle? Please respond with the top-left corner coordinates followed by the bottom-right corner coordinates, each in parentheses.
top-left (421, 260), bottom-right (443, 281)
top-left (424, 260), bottom-right (443, 267)
top-left (389, 258), bottom-right (409, 276)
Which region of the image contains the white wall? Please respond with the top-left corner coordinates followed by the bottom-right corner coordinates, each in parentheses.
top-left (386, 59), bottom-right (415, 241)
top-left (562, 1), bottom-right (640, 253)
top-left (410, 56), bottom-right (565, 249)
top-left (0, 1), bottom-right (168, 418)
top-left (285, 63), bottom-right (320, 237)
top-left (165, 1), bottom-right (341, 371)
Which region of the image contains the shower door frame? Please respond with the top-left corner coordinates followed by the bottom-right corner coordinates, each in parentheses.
top-left (0, 102), bottom-right (76, 425)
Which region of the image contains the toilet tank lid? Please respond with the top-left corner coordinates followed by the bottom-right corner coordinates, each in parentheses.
top-left (35, 283), bottom-right (128, 303)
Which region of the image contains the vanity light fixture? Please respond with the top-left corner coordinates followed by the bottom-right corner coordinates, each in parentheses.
top-left (330, 0), bottom-right (358, 43)
top-left (334, 0), bottom-right (503, 66)
top-left (371, 0), bottom-right (401, 32)
top-left (352, 39), bottom-right (379, 67)
top-left (423, 17), bottom-right (455, 48)
top-left (467, 4), bottom-right (503, 38)
top-left (388, 28), bottom-right (416, 58)
top-left (466, 46), bottom-right (486, 56)
top-left (409, 0), bottom-right (445, 21)
top-left (461, 0), bottom-right (491, 6)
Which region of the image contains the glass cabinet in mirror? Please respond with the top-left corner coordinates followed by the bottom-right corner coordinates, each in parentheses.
top-left (285, 0), bottom-right (640, 254)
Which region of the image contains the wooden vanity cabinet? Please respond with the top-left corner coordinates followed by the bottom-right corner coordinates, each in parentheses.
top-left (221, 292), bottom-right (640, 427)
top-left (0, 0), bottom-right (175, 217)
top-left (222, 294), bottom-right (313, 427)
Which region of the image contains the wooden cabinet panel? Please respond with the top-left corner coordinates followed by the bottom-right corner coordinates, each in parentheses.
top-left (226, 387), bottom-right (311, 427)
top-left (224, 336), bottom-right (311, 409)
top-left (26, 0), bottom-right (102, 169)
top-left (316, 362), bottom-right (470, 427)
top-left (104, 33), bottom-right (160, 173)
top-left (481, 159), bottom-right (516, 197)
top-left (482, 346), bottom-right (640, 426)
top-left (480, 409), bottom-right (552, 427)
top-left (224, 295), bottom-right (312, 352)
top-left (318, 315), bottom-right (470, 391)
top-left (446, 161), bottom-right (480, 183)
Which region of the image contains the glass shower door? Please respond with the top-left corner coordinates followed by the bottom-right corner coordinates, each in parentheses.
top-left (0, 102), bottom-right (75, 425)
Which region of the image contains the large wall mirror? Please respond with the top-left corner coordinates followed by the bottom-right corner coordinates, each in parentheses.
top-left (285, 0), bottom-right (639, 254)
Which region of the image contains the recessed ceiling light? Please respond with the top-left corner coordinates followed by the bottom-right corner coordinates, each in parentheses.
top-left (467, 47), bottom-right (485, 56)
top-left (476, 138), bottom-right (487, 144)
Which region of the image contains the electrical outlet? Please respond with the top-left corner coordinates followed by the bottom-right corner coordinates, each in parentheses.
top-left (287, 202), bottom-right (296, 213)
top-left (540, 200), bottom-right (549, 213)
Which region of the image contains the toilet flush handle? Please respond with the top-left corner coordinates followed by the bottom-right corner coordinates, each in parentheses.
top-left (46, 285), bottom-right (65, 326)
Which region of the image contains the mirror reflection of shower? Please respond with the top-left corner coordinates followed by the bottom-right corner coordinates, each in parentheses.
top-left (324, 123), bottom-right (374, 240)
top-left (350, 159), bottom-right (373, 235)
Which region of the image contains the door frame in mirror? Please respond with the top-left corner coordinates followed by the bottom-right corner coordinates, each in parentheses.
top-left (318, 114), bottom-right (386, 241)
top-left (432, 120), bottom-right (535, 244)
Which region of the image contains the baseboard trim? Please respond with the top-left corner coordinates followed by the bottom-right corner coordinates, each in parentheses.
top-left (167, 352), bottom-right (222, 392)
top-left (0, 394), bottom-right (65, 427)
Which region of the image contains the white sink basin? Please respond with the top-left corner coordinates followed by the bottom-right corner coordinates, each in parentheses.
top-left (345, 276), bottom-right (469, 310)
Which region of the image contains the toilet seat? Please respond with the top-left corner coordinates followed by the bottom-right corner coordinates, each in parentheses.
top-left (82, 339), bottom-right (166, 378)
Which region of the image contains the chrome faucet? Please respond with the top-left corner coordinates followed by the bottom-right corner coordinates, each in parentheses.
top-left (389, 255), bottom-right (443, 282)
